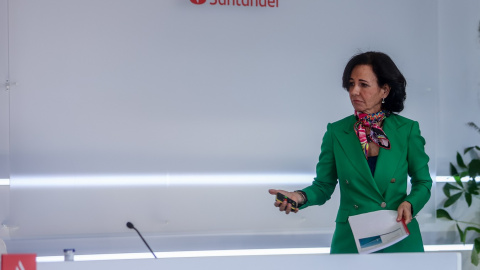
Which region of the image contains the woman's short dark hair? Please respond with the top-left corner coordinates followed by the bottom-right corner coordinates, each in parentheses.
top-left (342, 51), bottom-right (406, 113)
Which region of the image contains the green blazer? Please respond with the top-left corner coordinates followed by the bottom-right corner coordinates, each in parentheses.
top-left (301, 114), bottom-right (432, 253)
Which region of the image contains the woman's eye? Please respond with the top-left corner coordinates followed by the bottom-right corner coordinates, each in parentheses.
top-left (361, 83), bottom-right (369, 87)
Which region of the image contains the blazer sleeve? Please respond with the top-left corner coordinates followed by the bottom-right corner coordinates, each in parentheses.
top-left (404, 121), bottom-right (432, 216)
top-left (300, 123), bottom-right (338, 208)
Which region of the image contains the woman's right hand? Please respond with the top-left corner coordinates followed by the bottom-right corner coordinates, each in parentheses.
top-left (268, 189), bottom-right (302, 214)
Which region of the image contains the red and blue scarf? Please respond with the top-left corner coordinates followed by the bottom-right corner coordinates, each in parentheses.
top-left (354, 111), bottom-right (391, 158)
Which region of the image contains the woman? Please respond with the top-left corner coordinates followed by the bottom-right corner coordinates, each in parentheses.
top-left (269, 51), bottom-right (432, 253)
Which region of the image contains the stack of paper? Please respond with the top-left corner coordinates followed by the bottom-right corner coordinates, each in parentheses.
top-left (348, 210), bottom-right (410, 254)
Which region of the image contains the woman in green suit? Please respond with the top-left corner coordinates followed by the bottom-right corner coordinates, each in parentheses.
top-left (269, 51), bottom-right (432, 253)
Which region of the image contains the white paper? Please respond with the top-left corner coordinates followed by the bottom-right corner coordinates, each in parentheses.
top-left (348, 210), bottom-right (410, 254)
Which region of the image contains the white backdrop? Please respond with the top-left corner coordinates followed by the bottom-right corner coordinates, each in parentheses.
top-left (0, 0), bottom-right (8, 179)
top-left (7, 0), bottom-right (437, 176)
top-left (3, 0), bottom-right (474, 256)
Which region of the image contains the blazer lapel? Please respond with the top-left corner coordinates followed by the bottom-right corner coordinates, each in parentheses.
top-left (332, 116), bottom-right (383, 197)
top-left (374, 115), bottom-right (408, 195)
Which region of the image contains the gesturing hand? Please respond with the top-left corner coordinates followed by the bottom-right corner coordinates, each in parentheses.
top-left (268, 189), bottom-right (301, 214)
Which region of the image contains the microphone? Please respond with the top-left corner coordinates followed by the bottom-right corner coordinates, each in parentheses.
top-left (126, 222), bottom-right (157, 259)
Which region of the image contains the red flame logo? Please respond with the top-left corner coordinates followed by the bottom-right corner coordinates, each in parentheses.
top-left (191, 0), bottom-right (207, 4)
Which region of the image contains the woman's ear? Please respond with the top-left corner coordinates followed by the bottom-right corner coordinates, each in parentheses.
top-left (382, 84), bottom-right (391, 98)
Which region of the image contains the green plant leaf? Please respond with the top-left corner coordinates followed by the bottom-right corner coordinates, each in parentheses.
top-left (443, 185), bottom-right (450, 197)
top-left (457, 224), bottom-right (466, 243)
top-left (471, 149), bottom-right (480, 160)
top-left (473, 246), bottom-right (479, 266)
top-left (476, 146), bottom-right (480, 151)
top-left (450, 162), bottom-right (459, 176)
top-left (465, 192), bottom-right (472, 206)
top-left (467, 122), bottom-right (480, 134)
top-left (469, 180), bottom-right (479, 195)
top-left (443, 183), bottom-right (461, 197)
top-left (467, 180), bottom-right (479, 194)
top-left (444, 192), bottom-right (463, 207)
top-left (473, 237), bottom-right (480, 266)
top-left (465, 146), bottom-right (475, 154)
top-left (457, 152), bottom-right (467, 169)
top-left (436, 209), bottom-right (453, 220)
top-left (468, 159), bottom-right (480, 178)
top-left (465, 227), bottom-right (480, 234)
top-left (454, 174), bottom-right (464, 188)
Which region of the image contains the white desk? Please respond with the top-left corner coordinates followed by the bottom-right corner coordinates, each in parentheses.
top-left (38, 252), bottom-right (461, 270)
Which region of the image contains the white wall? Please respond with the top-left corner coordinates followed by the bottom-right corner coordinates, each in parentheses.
top-left (437, 0), bottom-right (480, 175)
top-left (6, 0), bottom-right (438, 176)
top-left (0, 0), bottom-right (478, 260)
top-left (0, 0), bottom-right (11, 242)
top-left (0, 0), bottom-right (9, 179)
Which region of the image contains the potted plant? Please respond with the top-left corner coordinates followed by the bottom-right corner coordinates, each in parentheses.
top-left (436, 143), bottom-right (480, 266)
top-left (436, 20), bottom-right (480, 267)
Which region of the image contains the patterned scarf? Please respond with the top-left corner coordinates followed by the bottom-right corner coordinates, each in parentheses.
top-left (354, 110), bottom-right (391, 158)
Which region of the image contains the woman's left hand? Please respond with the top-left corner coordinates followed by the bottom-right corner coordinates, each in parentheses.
top-left (396, 201), bottom-right (413, 224)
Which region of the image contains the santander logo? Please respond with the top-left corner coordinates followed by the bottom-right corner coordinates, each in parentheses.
top-left (15, 261), bottom-right (25, 270)
top-left (191, 0), bottom-right (278, 7)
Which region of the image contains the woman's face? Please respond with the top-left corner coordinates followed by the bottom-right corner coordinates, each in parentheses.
top-left (348, 65), bottom-right (390, 114)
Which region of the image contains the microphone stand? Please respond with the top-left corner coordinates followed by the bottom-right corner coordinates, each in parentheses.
top-left (126, 222), bottom-right (157, 259)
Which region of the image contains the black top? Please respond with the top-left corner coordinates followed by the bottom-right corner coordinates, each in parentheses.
top-left (367, 155), bottom-right (378, 176)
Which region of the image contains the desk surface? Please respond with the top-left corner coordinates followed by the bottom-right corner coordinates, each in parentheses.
top-left (38, 252), bottom-right (461, 270)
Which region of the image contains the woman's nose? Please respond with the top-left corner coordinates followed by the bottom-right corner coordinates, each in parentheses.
top-left (350, 85), bottom-right (360, 95)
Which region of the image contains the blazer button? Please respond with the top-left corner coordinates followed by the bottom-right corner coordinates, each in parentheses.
top-left (354, 205), bottom-right (359, 209)
top-left (345, 179), bottom-right (349, 185)
top-left (380, 202), bottom-right (387, 208)
top-left (390, 178), bottom-right (396, 183)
